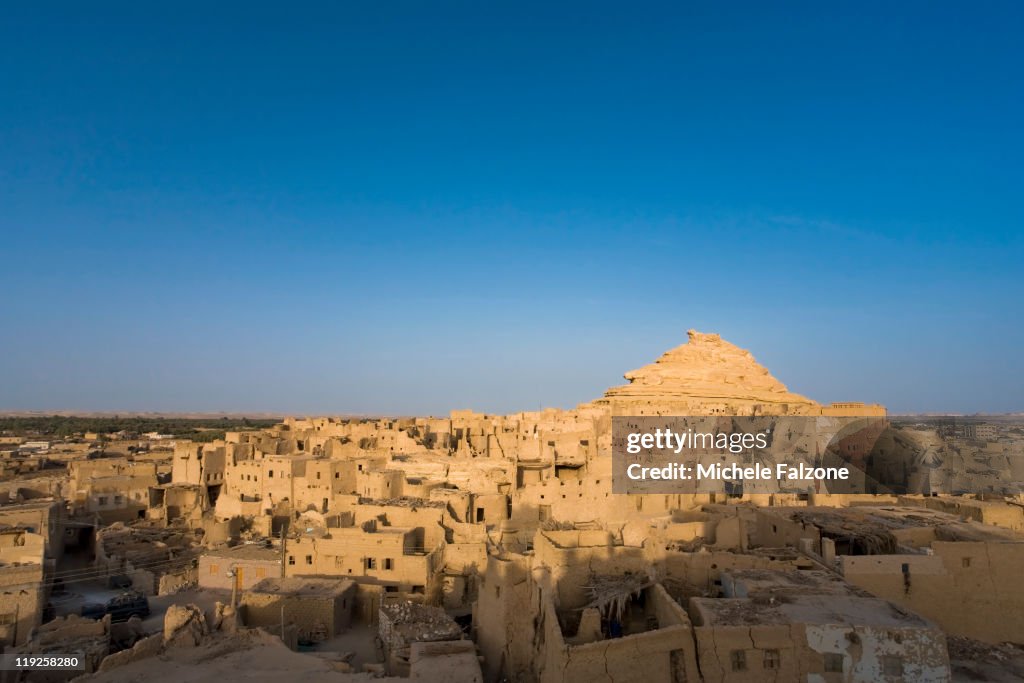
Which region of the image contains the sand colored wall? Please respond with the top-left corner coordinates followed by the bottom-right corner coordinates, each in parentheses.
top-left (286, 529), bottom-right (441, 589)
top-left (241, 582), bottom-right (354, 639)
top-left (0, 563), bottom-right (44, 646)
top-left (198, 554), bottom-right (279, 590)
top-left (898, 495), bottom-right (1024, 532)
top-left (534, 584), bottom-right (699, 683)
top-left (753, 508), bottom-right (822, 551)
top-left (693, 621), bottom-right (949, 683)
top-left (842, 541), bottom-right (1024, 643)
top-left (475, 553), bottom-right (535, 682)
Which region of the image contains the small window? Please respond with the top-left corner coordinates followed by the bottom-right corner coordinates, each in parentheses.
top-left (824, 653), bottom-right (844, 673)
top-left (384, 558), bottom-right (394, 570)
top-left (209, 564), bottom-right (220, 575)
top-left (114, 495), bottom-right (123, 504)
top-left (268, 470), bottom-right (274, 478)
top-left (316, 472), bottom-right (321, 479)
top-left (366, 558), bottom-right (377, 570)
top-left (98, 496), bottom-right (108, 505)
top-left (305, 555), bottom-right (313, 565)
top-left (881, 655), bottom-right (903, 677)
top-left (764, 649), bottom-right (780, 669)
top-left (288, 555), bottom-right (295, 565)
top-left (962, 557), bottom-right (971, 568)
top-left (730, 650), bottom-right (746, 672)
top-left (0, 613), bottom-right (16, 625)
top-left (334, 472), bottom-right (339, 479)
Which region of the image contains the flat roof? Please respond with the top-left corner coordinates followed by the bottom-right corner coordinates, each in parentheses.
top-left (692, 595), bottom-right (936, 629)
top-left (204, 544), bottom-right (280, 561)
top-left (247, 576), bottom-right (354, 597)
top-left (0, 499), bottom-right (57, 511)
top-left (769, 505), bottom-right (1024, 543)
top-left (725, 569), bottom-right (869, 598)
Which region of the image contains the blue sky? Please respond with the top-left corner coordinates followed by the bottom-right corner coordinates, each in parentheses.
top-left (1, 2), bottom-right (1022, 415)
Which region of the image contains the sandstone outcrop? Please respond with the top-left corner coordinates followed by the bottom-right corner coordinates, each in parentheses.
top-left (597, 330), bottom-right (821, 415)
top-left (163, 603), bottom-right (209, 647)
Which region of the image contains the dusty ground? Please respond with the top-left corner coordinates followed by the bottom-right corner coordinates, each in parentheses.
top-left (52, 583), bottom-right (230, 635)
top-left (141, 588), bottom-right (229, 632)
top-left (313, 622), bottom-right (382, 671)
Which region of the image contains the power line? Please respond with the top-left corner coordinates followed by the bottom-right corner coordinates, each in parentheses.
top-left (48, 555), bottom-right (197, 581)
top-left (42, 556), bottom-right (199, 587)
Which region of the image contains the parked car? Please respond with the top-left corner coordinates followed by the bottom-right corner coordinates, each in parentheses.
top-left (80, 592), bottom-right (150, 622)
top-left (80, 602), bottom-right (106, 620)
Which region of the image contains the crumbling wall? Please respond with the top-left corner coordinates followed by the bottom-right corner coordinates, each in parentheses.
top-left (693, 621), bottom-right (950, 683)
top-left (97, 633), bottom-right (162, 673)
top-left (842, 542), bottom-right (1024, 644)
top-left (753, 509), bottom-right (821, 550)
top-left (475, 553), bottom-right (533, 683)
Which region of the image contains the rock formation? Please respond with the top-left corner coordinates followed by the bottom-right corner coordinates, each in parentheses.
top-left (596, 330), bottom-right (820, 416)
top-left (163, 603), bottom-right (209, 647)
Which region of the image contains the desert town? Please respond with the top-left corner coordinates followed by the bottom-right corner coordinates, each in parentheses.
top-left (1, 331), bottom-right (1023, 682)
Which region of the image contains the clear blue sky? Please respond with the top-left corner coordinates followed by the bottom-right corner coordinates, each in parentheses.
top-left (1, 2), bottom-right (1021, 415)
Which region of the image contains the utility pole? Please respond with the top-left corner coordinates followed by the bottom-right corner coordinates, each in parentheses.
top-left (279, 527), bottom-right (287, 578)
top-left (229, 566), bottom-right (238, 611)
top-left (279, 526), bottom-right (288, 645)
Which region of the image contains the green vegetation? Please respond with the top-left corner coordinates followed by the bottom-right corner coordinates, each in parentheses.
top-left (0, 416), bottom-right (280, 442)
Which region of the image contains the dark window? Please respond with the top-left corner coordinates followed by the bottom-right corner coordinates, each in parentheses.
top-left (730, 650), bottom-right (746, 672)
top-left (366, 558), bottom-right (377, 570)
top-left (881, 655), bottom-right (903, 677)
top-left (824, 653), bottom-right (844, 673)
top-left (384, 558), bottom-right (394, 570)
top-left (288, 555), bottom-right (295, 565)
top-left (305, 555), bottom-right (313, 565)
top-left (764, 649), bottom-right (780, 669)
